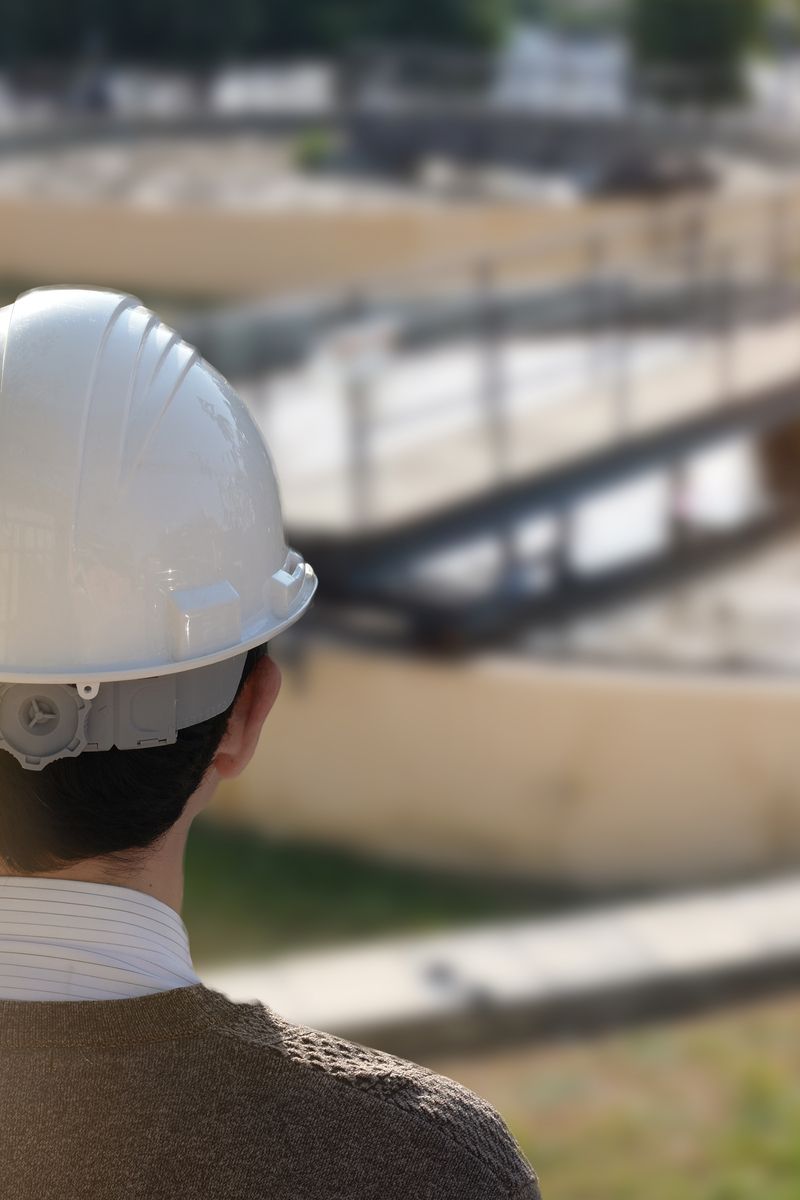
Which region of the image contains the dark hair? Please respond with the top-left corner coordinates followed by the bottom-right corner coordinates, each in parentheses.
top-left (0, 643), bottom-right (269, 874)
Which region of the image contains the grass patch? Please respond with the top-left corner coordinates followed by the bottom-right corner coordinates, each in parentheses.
top-left (433, 988), bottom-right (800, 1200)
top-left (183, 816), bottom-right (593, 967)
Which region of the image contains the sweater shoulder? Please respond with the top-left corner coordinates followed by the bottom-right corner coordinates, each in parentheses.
top-left (210, 991), bottom-right (540, 1197)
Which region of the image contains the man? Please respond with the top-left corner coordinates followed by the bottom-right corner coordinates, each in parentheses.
top-left (0, 287), bottom-right (540, 1199)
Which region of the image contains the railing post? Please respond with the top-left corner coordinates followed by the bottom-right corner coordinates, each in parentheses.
top-left (583, 228), bottom-right (630, 440)
top-left (582, 228), bottom-right (604, 421)
top-left (476, 255), bottom-right (519, 587)
top-left (612, 240), bottom-right (631, 440)
top-left (715, 247), bottom-right (736, 406)
top-left (477, 256), bottom-right (508, 485)
top-left (766, 188), bottom-right (789, 317)
top-left (342, 291), bottom-right (373, 530)
top-left (683, 204), bottom-right (708, 325)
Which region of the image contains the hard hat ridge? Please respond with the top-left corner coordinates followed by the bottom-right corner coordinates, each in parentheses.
top-left (0, 286), bottom-right (316, 770)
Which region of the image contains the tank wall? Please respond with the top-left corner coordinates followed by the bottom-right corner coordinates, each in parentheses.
top-left (217, 641), bottom-right (800, 889)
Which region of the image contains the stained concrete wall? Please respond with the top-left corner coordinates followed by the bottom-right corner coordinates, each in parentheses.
top-left (0, 194), bottom-right (576, 300)
top-left (218, 640), bottom-right (800, 889)
top-left (0, 188), bottom-right (784, 301)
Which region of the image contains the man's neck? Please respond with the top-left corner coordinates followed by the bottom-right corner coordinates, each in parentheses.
top-left (0, 804), bottom-right (194, 915)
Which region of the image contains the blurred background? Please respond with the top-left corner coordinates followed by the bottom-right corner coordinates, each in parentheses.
top-left (9, 0), bottom-right (800, 1193)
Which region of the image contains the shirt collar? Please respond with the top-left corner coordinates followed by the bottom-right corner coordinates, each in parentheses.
top-left (0, 875), bottom-right (200, 1000)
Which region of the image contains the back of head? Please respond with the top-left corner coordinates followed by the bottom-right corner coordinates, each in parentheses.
top-left (0, 287), bottom-right (316, 871)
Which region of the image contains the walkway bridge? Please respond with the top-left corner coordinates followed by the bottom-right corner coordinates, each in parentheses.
top-left (210, 188), bottom-right (800, 650)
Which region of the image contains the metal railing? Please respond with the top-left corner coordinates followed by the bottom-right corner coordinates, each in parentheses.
top-left (247, 186), bottom-right (800, 535)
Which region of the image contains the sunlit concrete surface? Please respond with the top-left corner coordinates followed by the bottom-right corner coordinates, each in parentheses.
top-left (525, 532), bottom-right (800, 672)
top-left (0, 189), bottom-right (592, 298)
top-left (202, 871), bottom-right (800, 1050)
top-left (0, 171), bottom-right (790, 298)
top-left (244, 311), bottom-right (800, 533)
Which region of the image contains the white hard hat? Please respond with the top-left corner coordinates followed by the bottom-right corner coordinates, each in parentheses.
top-left (0, 286), bottom-right (317, 770)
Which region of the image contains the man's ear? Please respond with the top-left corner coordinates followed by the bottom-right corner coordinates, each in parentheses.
top-left (213, 655), bottom-right (282, 780)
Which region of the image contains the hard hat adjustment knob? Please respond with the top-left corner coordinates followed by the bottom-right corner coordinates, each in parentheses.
top-left (0, 684), bottom-right (90, 771)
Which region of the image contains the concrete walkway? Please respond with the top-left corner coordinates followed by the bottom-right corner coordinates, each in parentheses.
top-left (202, 872), bottom-right (800, 1054)
top-left (245, 311), bottom-right (800, 536)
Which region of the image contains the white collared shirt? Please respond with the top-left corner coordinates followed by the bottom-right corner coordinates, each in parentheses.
top-left (0, 876), bottom-right (201, 1000)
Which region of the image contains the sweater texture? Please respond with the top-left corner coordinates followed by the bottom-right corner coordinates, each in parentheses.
top-left (0, 981), bottom-right (541, 1198)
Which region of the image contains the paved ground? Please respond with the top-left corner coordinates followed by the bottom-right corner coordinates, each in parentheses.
top-left (203, 871), bottom-right (800, 1054)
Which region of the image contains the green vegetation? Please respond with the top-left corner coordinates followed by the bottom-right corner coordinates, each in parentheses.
top-left (517, 0), bottom-right (625, 35)
top-left (767, 1), bottom-right (800, 49)
top-left (0, 0), bottom-right (513, 64)
top-left (292, 127), bottom-right (338, 173)
top-left (182, 816), bottom-right (595, 966)
top-left (439, 987), bottom-right (800, 1200)
top-left (627, 0), bottom-right (768, 103)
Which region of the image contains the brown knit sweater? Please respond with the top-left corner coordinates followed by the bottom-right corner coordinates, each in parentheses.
top-left (0, 982), bottom-right (540, 1198)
